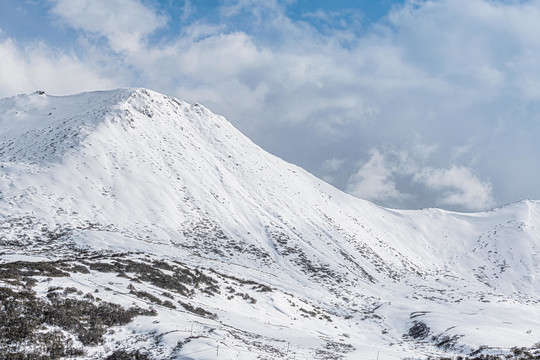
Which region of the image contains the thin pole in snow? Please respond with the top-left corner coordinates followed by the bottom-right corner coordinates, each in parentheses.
top-left (377, 350), bottom-right (380, 360)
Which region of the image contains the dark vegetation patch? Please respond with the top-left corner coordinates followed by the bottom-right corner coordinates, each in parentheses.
top-left (315, 348), bottom-right (344, 359)
top-left (44, 297), bottom-right (155, 345)
top-left (426, 343), bottom-right (540, 360)
top-left (431, 333), bottom-right (464, 350)
top-left (128, 285), bottom-right (177, 309)
top-left (0, 259), bottom-right (157, 359)
top-left (297, 305), bottom-right (332, 322)
top-left (323, 338), bottom-right (355, 354)
top-left (406, 321), bottom-right (430, 340)
top-left (299, 307), bottom-right (317, 318)
top-left (251, 283), bottom-right (272, 292)
top-left (105, 349), bottom-right (153, 360)
top-left (0, 260), bottom-right (69, 280)
top-left (178, 301), bottom-right (217, 319)
top-left (454, 345), bottom-right (540, 360)
top-left (225, 290), bottom-right (257, 304)
top-left (0, 284), bottom-right (155, 358)
top-left (208, 267), bottom-right (274, 292)
top-left (431, 348), bottom-right (540, 360)
top-left (83, 258), bottom-right (220, 297)
top-left (0, 330), bottom-right (85, 360)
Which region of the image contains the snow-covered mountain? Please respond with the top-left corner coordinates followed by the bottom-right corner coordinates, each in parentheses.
top-left (0, 88), bottom-right (538, 359)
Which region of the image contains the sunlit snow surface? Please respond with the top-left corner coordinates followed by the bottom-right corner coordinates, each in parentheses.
top-left (0, 89), bottom-right (538, 359)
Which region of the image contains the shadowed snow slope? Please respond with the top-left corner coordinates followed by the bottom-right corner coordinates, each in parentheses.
top-left (0, 88), bottom-right (538, 359)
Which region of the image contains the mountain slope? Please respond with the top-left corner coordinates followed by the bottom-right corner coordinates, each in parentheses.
top-left (0, 88), bottom-right (538, 359)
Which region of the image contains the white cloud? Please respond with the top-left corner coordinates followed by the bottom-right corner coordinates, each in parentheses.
top-left (346, 144), bottom-right (495, 211)
top-left (0, 38), bottom-right (31, 95)
top-left (386, 0), bottom-right (540, 102)
top-left (413, 166), bottom-right (494, 211)
top-left (347, 150), bottom-right (410, 202)
top-left (180, 0), bottom-right (193, 23)
top-left (50, 0), bottom-right (168, 52)
top-left (0, 37), bottom-right (117, 97)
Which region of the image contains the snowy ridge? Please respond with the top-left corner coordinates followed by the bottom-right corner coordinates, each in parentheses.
top-left (0, 88), bottom-right (538, 359)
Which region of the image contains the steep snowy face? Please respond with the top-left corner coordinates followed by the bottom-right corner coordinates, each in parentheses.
top-left (0, 88), bottom-right (414, 280)
top-left (0, 88), bottom-right (539, 356)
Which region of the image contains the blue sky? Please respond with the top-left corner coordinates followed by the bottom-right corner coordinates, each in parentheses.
top-left (1, 0), bottom-right (539, 211)
top-left (0, 1), bottom-right (400, 44)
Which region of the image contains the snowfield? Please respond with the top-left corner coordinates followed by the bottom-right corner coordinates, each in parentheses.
top-left (0, 88), bottom-right (538, 359)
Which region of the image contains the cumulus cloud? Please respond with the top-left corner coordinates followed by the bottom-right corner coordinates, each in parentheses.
top-left (0, 37), bottom-right (117, 97)
top-left (0, 38), bottom-right (30, 95)
top-left (346, 144), bottom-right (495, 211)
top-left (413, 166), bottom-right (494, 210)
top-left (347, 150), bottom-right (410, 203)
top-left (50, 0), bottom-right (167, 52)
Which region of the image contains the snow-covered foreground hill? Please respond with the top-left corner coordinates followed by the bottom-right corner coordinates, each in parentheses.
top-left (0, 88), bottom-right (538, 359)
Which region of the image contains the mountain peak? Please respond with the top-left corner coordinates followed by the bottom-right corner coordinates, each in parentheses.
top-left (0, 88), bottom-right (133, 163)
top-left (0, 88), bottom-right (224, 165)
